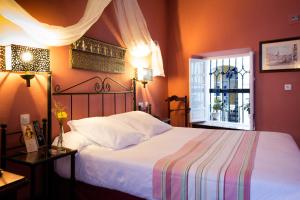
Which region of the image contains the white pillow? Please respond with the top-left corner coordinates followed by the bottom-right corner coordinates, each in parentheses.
top-left (109, 111), bottom-right (172, 139)
top-left (52, 131), bottom-right (93, 151)
top-left (67, 117), bottom-right (143, 150)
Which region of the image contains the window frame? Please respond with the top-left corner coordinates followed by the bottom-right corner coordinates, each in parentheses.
top-left (189, 51), bottom-right (255, 130)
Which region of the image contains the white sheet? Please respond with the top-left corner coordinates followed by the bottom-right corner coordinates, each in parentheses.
top-left (55, 127), bottom-right (300, 200)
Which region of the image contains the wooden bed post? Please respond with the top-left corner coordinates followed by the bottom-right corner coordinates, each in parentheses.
top-left (1, 124), bottom-right (7, 169)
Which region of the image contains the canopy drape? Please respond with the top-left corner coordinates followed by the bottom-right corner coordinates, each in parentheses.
top-left (114, 0), bottom-right (164, 76)
top-left (0, 0), bottom-right (112, 46)
top-left (0, 0), bottom-right (165, 76)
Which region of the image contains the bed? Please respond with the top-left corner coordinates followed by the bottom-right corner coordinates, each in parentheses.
top-left (53, 119), bottom-right (300, 200)
top-left (51, 76), bottom-right (300, 200)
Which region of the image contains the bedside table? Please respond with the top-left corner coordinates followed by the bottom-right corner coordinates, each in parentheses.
top-left (6, 146), bottom-right (77, 200)
top-left (0, 170), bottom-right (29, 200)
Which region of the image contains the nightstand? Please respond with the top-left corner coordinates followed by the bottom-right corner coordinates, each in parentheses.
top-left (0, 170), bottom-right (29, 200)
top-left (6, 146), bottom-right (77, 200)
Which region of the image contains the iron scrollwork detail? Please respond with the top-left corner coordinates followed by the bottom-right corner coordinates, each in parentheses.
top-left (94, 79), bottom-right (111, 93)
top-left (101, 78), bottom-right (111, 92)
top-left (94, 82), bottom-right (102, 93)
top-left (54, 85), bottom-right (61, 93)
top-left (94, 77), bottom-right (111, 93)
top-left (54, 77), bottom-right (118, 94)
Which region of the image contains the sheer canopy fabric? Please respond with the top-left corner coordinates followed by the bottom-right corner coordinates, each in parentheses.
top-left (0, 0), bottom-right (112, 46)
top-left (0, 0), bottom-right (165, 76)
top-left (114, 0), bottom-right (164, 76)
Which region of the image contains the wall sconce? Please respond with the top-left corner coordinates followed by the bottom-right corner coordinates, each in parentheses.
top-left (0, 44), bottom-right (50, 87)
top-left (135, 67), bottom-right (153, 88)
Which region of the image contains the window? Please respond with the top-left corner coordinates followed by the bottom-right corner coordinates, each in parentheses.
top-left (189, 52), bottom-right (254, 130)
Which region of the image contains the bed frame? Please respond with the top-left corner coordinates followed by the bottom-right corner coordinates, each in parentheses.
top-left (52, 76), bottom-right (141, 200)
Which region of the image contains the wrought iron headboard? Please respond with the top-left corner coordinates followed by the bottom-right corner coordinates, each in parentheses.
top-left (52, 76), bottom-right (137, 120)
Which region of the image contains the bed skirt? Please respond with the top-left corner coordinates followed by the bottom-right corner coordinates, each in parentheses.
top-left (53, 173), bottom-right (144, 200)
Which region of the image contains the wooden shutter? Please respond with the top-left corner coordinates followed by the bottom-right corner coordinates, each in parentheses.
top-left (189, 58), bottom-right (209, 122)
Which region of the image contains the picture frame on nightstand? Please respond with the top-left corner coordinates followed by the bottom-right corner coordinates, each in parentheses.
top-left (32, 120), bottom-right (46, 147)
top-left (21, 124), bottom-right (38, 153)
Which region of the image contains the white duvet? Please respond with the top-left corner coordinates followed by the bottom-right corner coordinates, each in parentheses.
top-left (54, 127), bottom-right (300, 200)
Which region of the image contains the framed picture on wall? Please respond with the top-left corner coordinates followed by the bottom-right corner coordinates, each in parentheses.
top-left (260, 37), bottom-right (300, 72)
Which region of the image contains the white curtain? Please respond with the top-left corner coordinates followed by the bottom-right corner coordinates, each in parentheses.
top-left (114, 0), bottom-right (165, 77)
top-left (0, 0), bottom-right (112, 46)
top-left (0, 0), bottom-right (165, 76)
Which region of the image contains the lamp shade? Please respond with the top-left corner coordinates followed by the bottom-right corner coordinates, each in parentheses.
top-left (1, 44), bottom-right (50, 72)
top-left (136, 67), bottom-right (153, 88)
top-left (136, 67), bottom-right (153, 82)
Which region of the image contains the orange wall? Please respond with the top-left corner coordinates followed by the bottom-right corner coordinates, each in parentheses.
top-left (167, 0), bottom-right (300, 144)
top-left (0, 0), bottom-right (168, 136)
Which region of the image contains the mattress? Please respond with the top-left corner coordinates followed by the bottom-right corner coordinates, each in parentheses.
top-left (55, 127), bottom-right (300, 200)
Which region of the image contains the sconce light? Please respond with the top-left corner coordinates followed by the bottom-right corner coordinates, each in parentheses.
top-left (20, 73), bottom-right (35, 87)
top-left (135, 67), bottom-right (153, 88)
top-left (0, 44), bottom-right (50, 87)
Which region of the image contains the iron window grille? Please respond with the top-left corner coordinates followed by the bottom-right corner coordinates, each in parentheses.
top-left (209, 56), bottom-right (250, 124)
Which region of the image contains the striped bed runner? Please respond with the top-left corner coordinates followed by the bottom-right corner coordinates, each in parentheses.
top-left (153, 130), bottom-right (260, 200)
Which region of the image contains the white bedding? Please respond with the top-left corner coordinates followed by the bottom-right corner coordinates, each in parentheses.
top-left (55, 127), bottom-right (300, 200)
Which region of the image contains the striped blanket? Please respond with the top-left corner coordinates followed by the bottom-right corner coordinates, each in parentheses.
top-left (153, 130), bottom-right (260, 200)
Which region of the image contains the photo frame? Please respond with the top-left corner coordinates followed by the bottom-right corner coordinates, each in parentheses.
top-left (33, 120), bottom-right (46, 147)
top-left (260, 37), bottom-right (300, 72)
top-left (21, 124), bottom-right (38, 153)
